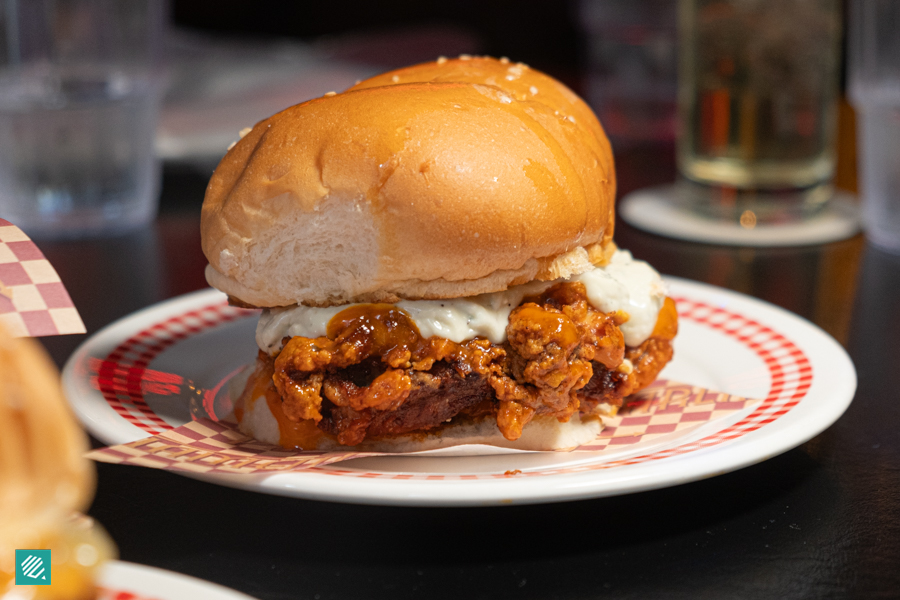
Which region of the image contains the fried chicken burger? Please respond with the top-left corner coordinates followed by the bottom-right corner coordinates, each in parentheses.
top-left (201, 56), bottom-right (678, 452)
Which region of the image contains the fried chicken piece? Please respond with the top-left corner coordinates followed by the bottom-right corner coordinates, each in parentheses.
top-left (268, 285), bottom-right (677, 446)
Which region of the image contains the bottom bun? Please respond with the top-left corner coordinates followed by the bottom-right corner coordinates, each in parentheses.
top-left (238, 388), bottom-right (608, 452)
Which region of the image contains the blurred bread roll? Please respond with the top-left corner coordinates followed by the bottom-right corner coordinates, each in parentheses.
top-left (0, 326), bottom-right (94, 535)
top-left (0, 325), bottom-right (114, 600)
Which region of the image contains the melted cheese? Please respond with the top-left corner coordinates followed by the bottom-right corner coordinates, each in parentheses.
top-left (256, 250), bottom-right (666, 354)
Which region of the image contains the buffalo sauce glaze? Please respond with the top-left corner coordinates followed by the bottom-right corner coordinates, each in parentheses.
top-left (238, 350), bottom-right (327, 450)
top-left (651, 297), bottom-right (679, 341)
top-left (491, 281), bottom-right (626, 438)
top-left (614, 297), bottom-right (679, 397)
top-left (272, 304), bottom-right (505, 445)
top-left (263, 284), bottom-right (677, 446)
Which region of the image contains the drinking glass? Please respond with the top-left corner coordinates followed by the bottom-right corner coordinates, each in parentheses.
top-left (0, 0), bottom-right (166, 238)
top-left (849, 0), bottom-right (900, 252)
top-left (677, 0), bottom-right (842, 223)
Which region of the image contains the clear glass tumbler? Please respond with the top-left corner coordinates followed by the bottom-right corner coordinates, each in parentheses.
top-left (677, 0), bottom-right (842, 223)
top-left (0, 0), bottom-right (166, 238)
top-left (849, 0), bottom-right (900, 253)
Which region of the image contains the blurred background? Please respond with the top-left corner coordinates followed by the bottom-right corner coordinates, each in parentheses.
top-left (162, 0), bottom-right (597, 173)
top-left (159, 0), bottom-right (857, 211)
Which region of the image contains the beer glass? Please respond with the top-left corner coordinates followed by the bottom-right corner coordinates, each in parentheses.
top-left (677, 0), bottom-right (842, 223)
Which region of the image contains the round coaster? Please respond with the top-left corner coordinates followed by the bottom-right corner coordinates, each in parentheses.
top-left (619, 184), bottom-right (860, 246)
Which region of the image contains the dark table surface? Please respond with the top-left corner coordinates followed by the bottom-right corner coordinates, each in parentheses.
top-left (35, 152), bottom-right (900, 600)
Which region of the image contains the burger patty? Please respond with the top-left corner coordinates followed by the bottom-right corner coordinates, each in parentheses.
top-left (318, 361), bottom-right (494, 441)
top-left (264, 282), bottom-right (678, 446)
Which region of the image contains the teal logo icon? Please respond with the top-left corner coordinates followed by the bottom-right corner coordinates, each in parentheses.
top-left (15, 549), bottom-right (51, 585)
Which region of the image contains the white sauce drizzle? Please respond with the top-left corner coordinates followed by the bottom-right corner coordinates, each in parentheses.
top-left (256, 250), bottom-right (666, 354)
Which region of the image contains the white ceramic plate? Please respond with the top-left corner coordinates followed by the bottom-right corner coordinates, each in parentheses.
top-left (98, 560), bottom-right (257, 600)
top-left (63, 278), bottom-right (856, 506)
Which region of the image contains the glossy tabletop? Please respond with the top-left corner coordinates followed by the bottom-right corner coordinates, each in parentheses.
top-left (35, 154), bottom-right (900, 600)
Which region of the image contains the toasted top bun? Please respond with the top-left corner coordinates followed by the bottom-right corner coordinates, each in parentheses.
top-left (0, 324), bottom-right (94, 544)
top-left (202, 56), bottom-right (616, 308)
top-left (348, 56), bottom-right (610, 166)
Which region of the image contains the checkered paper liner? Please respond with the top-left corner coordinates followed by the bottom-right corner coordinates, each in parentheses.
top-left (86, 379), bottom-right (760, 475)
top-left (0, 219), bottom-right (85, 337)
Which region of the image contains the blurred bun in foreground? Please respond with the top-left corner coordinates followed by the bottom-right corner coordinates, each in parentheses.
top-left (0, 325), bottom-right (115, 600)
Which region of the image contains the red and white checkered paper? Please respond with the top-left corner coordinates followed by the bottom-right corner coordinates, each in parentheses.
top-left (86, 379), bottom-right (760, 475)
top-left (0, 219), bottom-right (85, 337)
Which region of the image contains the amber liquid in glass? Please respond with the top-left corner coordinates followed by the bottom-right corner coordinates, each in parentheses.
top-left (677, 0), bottom-right (841, 220)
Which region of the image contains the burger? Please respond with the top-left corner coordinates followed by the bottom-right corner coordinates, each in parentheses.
top-left (201, 56), bottom-right (678, 452)
top-left (0, 324), bottom-right (116, 599)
